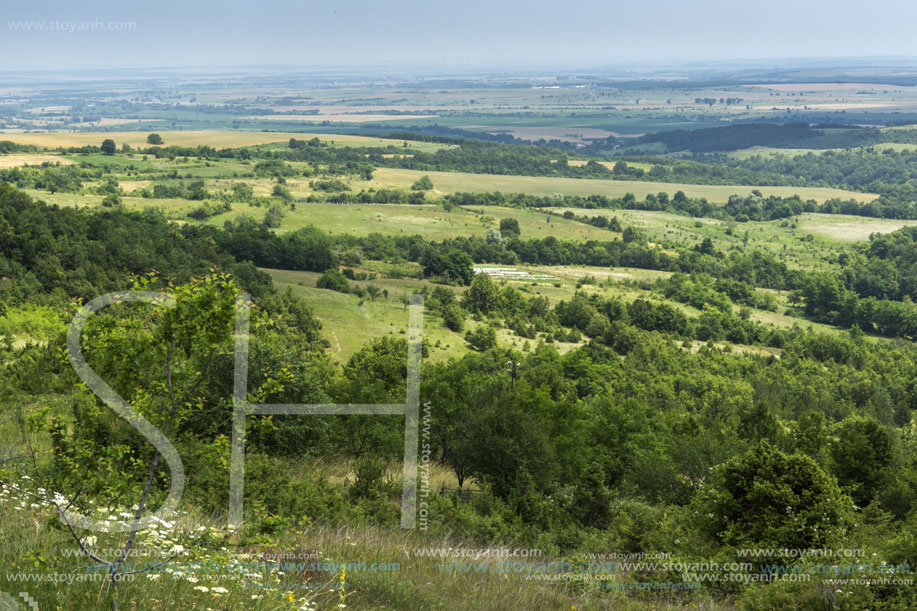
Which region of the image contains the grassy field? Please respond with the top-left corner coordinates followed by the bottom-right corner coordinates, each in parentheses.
top-left (368, 167), bottom-right (878, 204)
top-left (0, 130), bottom-right (450, 152)
top-left (796, 213), bottom-right (917, 242)
top-left (212, 203), bottom-right (619, 241)
top-left (267, 268), bottom-right (469, 362)
top-left (549, 207), bottom-right (911, 272)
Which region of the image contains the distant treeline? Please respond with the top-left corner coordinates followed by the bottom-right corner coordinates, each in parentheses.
top-left (0, 141), bottom-right (40, 154)
top-left (723, 148), bottom-right (917, 203)
top-left (587, 122), bottom-right (917, 154)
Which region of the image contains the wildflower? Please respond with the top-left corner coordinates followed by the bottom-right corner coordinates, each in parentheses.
top-left (211, 587), bottom-right (228, 594)
top-left (193, 586), bottom-right (209, 592)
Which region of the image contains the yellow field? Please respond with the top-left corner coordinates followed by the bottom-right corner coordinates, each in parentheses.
top-left (567, 159), bottom-right (653, 172)
top-left (368, 167), bottom-right (878, 204)
top-left (0, 154), bottom-right (72, 168)
top-left (246, 114), bottom-right (435, 122)
top-left (0, 130), bottom-right (435, 150)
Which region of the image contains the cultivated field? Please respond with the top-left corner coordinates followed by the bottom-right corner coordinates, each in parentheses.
top-left (0, 153), bottom-right (72, 168)
top-left (0, 130), bottom-right (450, 151)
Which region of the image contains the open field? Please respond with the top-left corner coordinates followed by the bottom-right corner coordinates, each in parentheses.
top-left (245, 113), bottom-right (436, 122)
top-left (368, 167), bottom-right (878, 204)
top-left (0, 153), bottom-right (72, 168)
top-left (0, 130), bottom-right (450, 151)
top-left (265, 267), bottom-right (587, 362)
top-left (796, 212), bottom-right (917, 242)
top-left (567, 158), bottom-right (654, 172)
top-left (214, 202), bottom-right (620, 241)
top-left (550, 207), bottom-right (909, 272)
top-left (266, 268), bottom-right (465, 362)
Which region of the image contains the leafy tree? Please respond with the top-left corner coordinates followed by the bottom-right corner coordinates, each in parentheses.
top-left (316, 269), bottom-right (350, 293)
top-left (464, 273), bottom-right (501, 314)
top-left (793, 411), bottom-right (828, 462)
top-left (411, 175), bottom-right (434, 191)
top-left (146, 133), bottom-right (163, 145)
top-left (421, 249), bottom-right (474, 285)
top-left (100, 139), bottom-right (117, 155)
top-left (272, 184), bottom-right (292, 201)
top-left (336, 336), bottom-right (411, 456)
top-left (830, 416), bottom-right (894, 506)
top-left (263, 203), bottom-right (286, 228)
top-left (365, 285), bottom-right (381, 301)
top-left (442, 302), bottom-right (465, 332)
top-left (465, 324), bottom-right (497, 352)
top-left (101, 193), bottom-right (123, 208)
top-left (572, 462), bottom-right (614, 528)
top-left (499, 217), bottom-right (521, 238)
top-left (231, 182), bottom-right (254, 202)
top-left (698, 442), bottom-right (850, 550)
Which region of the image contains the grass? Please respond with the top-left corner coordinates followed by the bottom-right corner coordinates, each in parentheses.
top-left (796, 213), bottom-right (917, 242)
top-left (266, 268), bottom-right (470, 362)
top-left (367, 167), bottom-right (878, 204)
top-left (0, 478), bottom-right (725, 611)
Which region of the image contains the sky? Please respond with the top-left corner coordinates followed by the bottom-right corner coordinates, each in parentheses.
top-left (2, 0), bottom-right (917, 72)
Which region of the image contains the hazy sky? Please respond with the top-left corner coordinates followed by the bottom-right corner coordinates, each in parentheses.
top-left (2, 0), bottom-right (917, 72)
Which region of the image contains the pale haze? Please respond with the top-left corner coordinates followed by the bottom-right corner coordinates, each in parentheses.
top-left (2, 0), bottom-right (917, 71)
